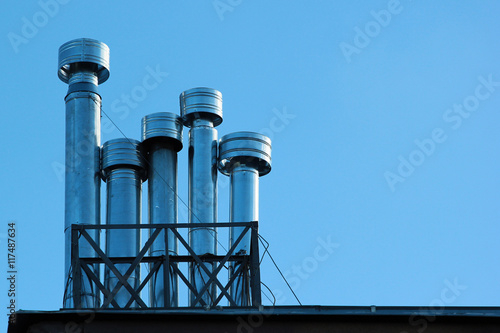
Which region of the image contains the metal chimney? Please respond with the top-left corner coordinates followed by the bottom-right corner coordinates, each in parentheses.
top-left (141, 112), bottom-right (183, 307)
top-left (58, 38), bottom-right (110, 308)
top-left (101, 138), bottom-right (146, 308)
top-left (218, 132), bottom-right (271, 306)
top-left (180, 87), bottom-right (223, 306)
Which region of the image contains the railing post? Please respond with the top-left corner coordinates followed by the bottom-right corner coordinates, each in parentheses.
top-left (164, 226), bottom-right (171, 308)
top-left (71, 225), bottom-right (82, 309)
top-left (250, 222), bottom-right (261, 307)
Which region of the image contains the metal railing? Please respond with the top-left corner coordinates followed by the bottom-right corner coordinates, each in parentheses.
top-left (69, 222), bottom-right (261, 309)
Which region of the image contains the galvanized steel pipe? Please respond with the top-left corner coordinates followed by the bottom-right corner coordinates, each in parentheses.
top-left (102, 139), bottom-right (146, 308)
top-left (218, 132), bottom-right (271, 306)
top-left (142, 112), bottom-right (183, 307)
top-left (58, 38), bottom-right (110, 308)
top-left (180, 87), bottom-right (222, 306)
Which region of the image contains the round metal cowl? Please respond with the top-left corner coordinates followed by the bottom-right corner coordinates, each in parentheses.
top-left (179, 87), bottom-right (223, 127)
top-left (58, 38), bottom-right (110, 84)
top-left (141, 112), bottom-right (183, 152)
top-left (101, 138), bottom-right (146, 180)
top-left (218, 131), bottom-right (272, 176)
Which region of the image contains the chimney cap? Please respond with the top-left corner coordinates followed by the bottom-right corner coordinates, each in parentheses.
top-left (101, 138), bottom-right (146, 180)
top-left (179, 87), bottom-right (223, 127)
top-left (141, 112), bottom-right (183, 152)
top-left (58, 38), bottom-right (110, 84)
top-left (218, 131), bottom-right (272, 176)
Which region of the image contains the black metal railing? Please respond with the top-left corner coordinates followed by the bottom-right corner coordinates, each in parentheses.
top-left (69, 222), bottom-right (261, 309)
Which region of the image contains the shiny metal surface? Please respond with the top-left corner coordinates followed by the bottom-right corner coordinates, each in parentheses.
top-left (187, 120), bottom-right (219, 306)
top-left (218, 132), bottom-right (272, 176)
top-left (228, 166), bottom-right (258, 306)
top-left (58, 38), bottom-right (110, 84)
top-left (59, 38), bottom-right (109, 309)
top-left (180, 87), bottom-right (223, 127)
top-left (218, 132), bottom-right (272, 306)
top-left (180, 88), bottom-right (222, 306)
top-left (102, 138), bottom-right (147, 179)
top-left (142, 113), bottom-right (183, 307)
top-left (142, 112), bottom-right (183, 150)
top-left (102, 139), bottom-right (146, 308)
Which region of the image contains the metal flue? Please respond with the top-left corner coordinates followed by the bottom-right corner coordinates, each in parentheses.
top-left (142, 112), bottom-right (183, 307)
top-left (102, 139), bottom-right (146, 308)
top-left (180, 87), bottom-right (223, 306)
top-left (218, 132), bottom-right (271, 306)
top-left (58, 38), bottom-right (110, 308)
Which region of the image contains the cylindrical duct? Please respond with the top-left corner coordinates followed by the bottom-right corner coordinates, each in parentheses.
top-left (141, 112), bottom-right (183, 307)
top-left (180, 87), bottom-right (223, 306)
top-left (102, 139), bottom-right (146, 308)
top-left (218, 132), bottom-right (272, 306)
top-left (59, 38), bottom-right (110, 308)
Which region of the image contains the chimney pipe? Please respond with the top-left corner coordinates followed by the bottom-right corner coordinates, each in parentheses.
top-left (218, 132), bottom-right (271, 306)
top-left (180, 87), bottom-right (223, 306)
top-left (58, 38), bottom-right (110, 308)
top-left (102, 138), bottom-right (146, 308)
top-left (141, 112), bottom-right (183, 307)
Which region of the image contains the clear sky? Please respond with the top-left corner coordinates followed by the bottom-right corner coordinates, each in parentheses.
top-left (2, 0), bottom-right (500, 328)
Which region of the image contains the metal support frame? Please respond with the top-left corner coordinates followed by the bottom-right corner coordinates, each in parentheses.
top-left (69, 222), bottom-right (261, 309)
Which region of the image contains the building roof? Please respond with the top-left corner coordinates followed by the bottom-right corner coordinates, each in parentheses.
top-left (8, 306), bottom-right (500, 333)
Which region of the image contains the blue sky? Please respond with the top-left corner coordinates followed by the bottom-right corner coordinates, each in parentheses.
top-left (2, 0), bottom-right (500, 328)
